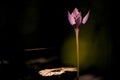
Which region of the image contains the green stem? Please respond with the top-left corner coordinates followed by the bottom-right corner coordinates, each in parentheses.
top-left (75, 28), bottom-right (79, 80)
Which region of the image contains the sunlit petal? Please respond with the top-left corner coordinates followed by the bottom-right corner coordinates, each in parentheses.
top-left (68, 11), bottom-right (76, 25)
top-left (82, 10), bottom-right (90, 24)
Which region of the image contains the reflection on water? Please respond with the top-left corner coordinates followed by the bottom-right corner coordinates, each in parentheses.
top-left (26, 56), bottom-right (58, 64)
top-left (74, 74), bottom-right (103, 80)
top-left (2, 48), bottom-right (112, 80)
top-left (24, 48), bottom-right (48, 51)
top-left (38, 67), bottom-right (77, 76)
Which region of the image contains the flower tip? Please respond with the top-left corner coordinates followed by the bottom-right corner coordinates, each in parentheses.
top-left (67, 11), bottom-right (70, 14)
top-left (67, 11), bottom-right (71, 17)
top-left (82, 10), bottom-right (90, 24)
top-left (74, 7), bottom-right (78, 10)
top-left (67, 10), bottom-right (75, 25)
top-left (88, 9), bottom-right (90, 13)
top-left (73, 7), bottom-right (79, 12)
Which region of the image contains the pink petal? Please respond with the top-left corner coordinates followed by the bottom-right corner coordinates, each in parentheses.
top-left (72, 8), bottom-right (79, 16)
top-left (71, 8), bottom-right (82, 27)
top-left (82, 10), bottom-right (90, 24)
top-left (75, 17), bottom-right (81, 27)
top-left (68, 11), bottom-right (75, 25)
top-left (76, 11), bottom-right (82, 26)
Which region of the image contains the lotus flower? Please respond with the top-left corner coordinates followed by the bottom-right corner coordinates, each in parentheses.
top-left (67, 7), bottom-right (90, 80)
top-left (68, 8), bottom-right (90, 28)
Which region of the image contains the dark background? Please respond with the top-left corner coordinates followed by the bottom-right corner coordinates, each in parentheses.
top-left (0, 0), bottom-right (116, 80)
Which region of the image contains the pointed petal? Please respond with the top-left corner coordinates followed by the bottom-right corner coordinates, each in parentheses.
top-left (71, 8), bottom-right (82, 27)
top-left (68, 11), bottom-right (75, 25)
top-left (76, 11), bottom-right (82, 26)
top-left (82, 10), bottom-right (90, 24)
top-left (73, 8), bottom-right (79, 15)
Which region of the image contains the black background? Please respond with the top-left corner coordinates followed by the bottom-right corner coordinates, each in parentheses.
top-left (0, 0), bottom-right (117, 80)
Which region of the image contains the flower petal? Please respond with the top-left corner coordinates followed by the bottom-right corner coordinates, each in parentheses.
top-left (75, 11), bottom-right (82, 27)
top-left (82, 10), bottom-right (90, 24)
top-left (72, 8), bottom-right (79, 17)
top-left (71, 8), bottom-right (82, 27)
top-left (68, 11), bottom-right (75, 25)
top-left (75, 17), bottom-right (81, 27)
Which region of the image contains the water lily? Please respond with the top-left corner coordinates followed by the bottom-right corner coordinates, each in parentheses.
top-left (67, 7), bottom-right (90, 80)
top-left (68, 8), bottom-right (90, 28)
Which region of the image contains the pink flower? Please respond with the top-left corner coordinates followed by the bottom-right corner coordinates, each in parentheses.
top-left (68, 8), bottom-right (90, 28)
